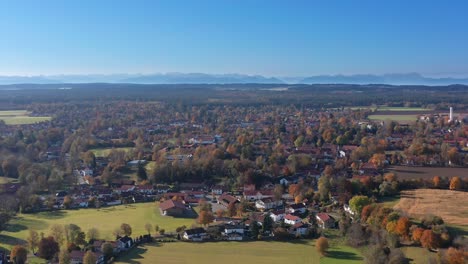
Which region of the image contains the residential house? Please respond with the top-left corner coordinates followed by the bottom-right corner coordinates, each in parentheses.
top-left (270, 210), bottom-right (285, 222)
top-left (223, 224), bottom-right (245, 241)
top-left (279, 175), bottom-right (301, 186)
top-left (289, 222), bottom-right (310, 236)
top-left (255, 197), bottom-right (283, 211)
top-left (118, 236), bottom-right (133, 250)
top-left (70, 250), bottom-right (104, 264)
top-left (218, 194), bottom-right (239, 207)
top-left (93, 240), bottom-right (120, 254)
top-left (211, 185), bottom-right (226, 195)
top-left (343, 204), bottom-right (355, 217)
top-left (159, 199), bottom-right (186, 216)
top-left (183, 228), bottom-right (209, 241)
top-left (135, 184), bottom-right (154, 194)
top-left (244, 190), bottom-right (274, 201)
top-left (316, 213), bottom-right (336, 229)
top-left (284, 214), bottom-right (302, 225)
top-left (287, 203), bottom-right (307, 214)
top-left (114, 185), bottom-right (135, 194)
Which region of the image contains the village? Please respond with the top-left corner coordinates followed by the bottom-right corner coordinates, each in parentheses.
top-left (0, 86), bottom-right (466, 264)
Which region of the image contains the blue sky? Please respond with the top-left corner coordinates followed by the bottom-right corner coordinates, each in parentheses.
top-left (0, 0), bottom-right (467, 77)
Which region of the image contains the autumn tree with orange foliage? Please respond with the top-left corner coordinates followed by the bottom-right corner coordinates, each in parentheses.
top-left (444, 247), bottom-right (467, 264)
top-left (411, 227), bottom-right (424, 244)
top-left (197, 210), bottom-right (214, 226)
top-left (360, 204), bottom-right (373, 223)
top-left (227, 202), bottom-right (236, 217)
top-left (433, 176), bottom-right (441, 188)
top-left (294, 194), bottom-right (304, 204)
top-left (369, 153), bottom-right (386, 169)
top-left (450, 176), bottom-right (461, 190)
top-left (288, 184), bottom-right (302, 198)
top-left (395, 217), bottom-right (411, 239)
top-left (384, 172), bottom-right (397, 182)
top-left (10, 245), bottom-right (28, 264)
top-left (316, 236), bottom-right (329, 256)
top-left (420, 230), bottom-right (439, 249)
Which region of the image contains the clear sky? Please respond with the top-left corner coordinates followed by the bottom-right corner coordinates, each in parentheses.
top-left (0, 0), bottom-right (467, 77)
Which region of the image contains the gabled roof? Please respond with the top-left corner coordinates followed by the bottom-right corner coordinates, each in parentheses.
top-left (159, 199), bottom-right (186, 211)
top-left (119, 236), bottom-right (133, 243)
top-left (271, 209), bottom-right (285, 216)
top-left (284, 214), bottom-right (301, 221)
top-left (289, 203), bottom-right (305, 209)
top-left (219, 194), bottom-right (239, 204)
top-left (316, 213), bottom-right (333, 222)
top-left (184, 227), bottom-right (206, 235)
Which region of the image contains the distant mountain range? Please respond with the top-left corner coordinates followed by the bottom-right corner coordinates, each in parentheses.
top-left (0, 72), bottom-right (468, 85)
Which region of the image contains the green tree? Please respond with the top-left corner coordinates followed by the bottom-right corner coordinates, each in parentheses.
top-left (318, 176), bottom-right (331, 201)
top-left (262, 214), bottom-right (273, 233)
top-left (349, 195), bottom-right (371, 216)
top-left (137, 162), bottom-right (148, 181)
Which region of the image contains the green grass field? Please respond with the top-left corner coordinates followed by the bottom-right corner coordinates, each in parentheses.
top-left (376, 107), bottom-right (431, 111)
top-left (368, 115), bottom-right (418, 121)
top-left (116, 241), bottom-right (363, 264)
top-left (0, 203), bottom-right (197, 251)
top-left (377, 195), bottom-right (401, 208)
top-left (0, 110), bottom-right (51, 125)
top-left (89, 147), bottom-right (134, 157)
top-left (401, 247), bottom-right (435, 264)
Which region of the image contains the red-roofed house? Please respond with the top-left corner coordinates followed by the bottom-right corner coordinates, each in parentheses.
top-left (316, 213), bottom-right (336, 229)
top-left (284, 214), bottom-right (302, 225)
top-left (159, 199), bottom-right (186, 216)
top-left (70, 250), bottom-right (104, 264)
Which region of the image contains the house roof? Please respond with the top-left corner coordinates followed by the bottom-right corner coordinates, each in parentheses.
top-left (259, 197), bottom-right (274, 203)
top-left (136, 184), bottom-right (154, 190)
top-left (225, 224), bottom-right (244, 230)
top-left (119, 236), bottom-right (133, 243)
top-left (289, 203), bottom-right (305, 209)
top-left (159, 199), bottom-right (186, 211)
top-left (316, 213), bottom-right (333, 222)
top-left (271, 209), bottom-right (285, 216)
top-left (284, 214), bottom-right (301, 221)
top-left (70, 250), bottom-right (85, 260)
top-left (243, 190), bottom-right (257, 196)
top-left (292, 222), bottom-right (309, 229)
top-left (185, 227), bottom-right (206, 235)
top-left (219, 194), bottom-right (238, 204)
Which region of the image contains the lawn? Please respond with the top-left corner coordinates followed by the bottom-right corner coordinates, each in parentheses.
top-left (0, 110), bottom-right (30, 116)
top-left (89, 147), bottom-right (134, 157)
top-left (116, 240), bottom-right (363, 264)
top-left (377, 195), bottom-right (400, 208)
top-left (401, 247), bottom-right (436, 264)
top-left (0, 110), bottom-right (52, 125)
top-left (0, 203), bottom-right (197, 251)
top-left (376, 107), bottom-right (431, 111)
top-left (368, 114), bottom-right (418, 121)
